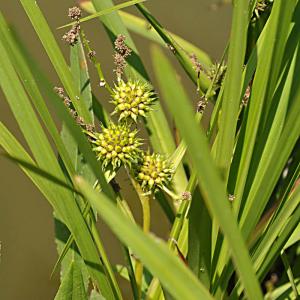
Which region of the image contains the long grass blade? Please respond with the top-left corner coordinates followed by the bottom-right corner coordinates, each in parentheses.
top-left (214, 0), bottom-right (249, 177)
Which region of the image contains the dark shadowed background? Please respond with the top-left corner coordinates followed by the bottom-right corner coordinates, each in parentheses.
top-left (0, 1), bottom-right (231, 299)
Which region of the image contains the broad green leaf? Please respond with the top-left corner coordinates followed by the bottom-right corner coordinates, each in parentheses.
top-left (151, 45), bottom-right (263, 300)
top-left (0, 16), bottom-right (119, 296)
top-left (54, 262), bottom-right (88, 300)
top-left (75, 177), bottom-right (214, 300)
top-left (90, 289), bottom-right (106, 300)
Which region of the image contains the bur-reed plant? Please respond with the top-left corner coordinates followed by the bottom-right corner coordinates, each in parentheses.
top-left (0, 0), bottom-right (300, 299)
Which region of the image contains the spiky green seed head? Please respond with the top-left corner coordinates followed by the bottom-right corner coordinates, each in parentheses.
top-left (135, 152), bottom-right (173, 193)
top-left (89, 122), bottom-right (142, 170)
top-left (111, 80), bottom-right (156, 122)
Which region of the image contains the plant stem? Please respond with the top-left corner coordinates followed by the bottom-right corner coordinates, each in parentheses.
top-left (130, 178), bottom-right (151, 299)
top-left (80, 29), bottom-right (113, 94)
top-left (136, 195), bottom-right (150, 298)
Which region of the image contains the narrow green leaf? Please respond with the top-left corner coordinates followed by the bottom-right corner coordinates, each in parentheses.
top-left (281, 251), bottom-right (299, 299)
top-left (230, 185), bottom-right (300, 298)
top-left (59, 0), bottom-right (146, 29)
top-left (284, 223), bottom-right (300, 250)
top-left (75, 177), bottom-right (214, 300)
top-left (214, 0), bottom-right (249, 177)
top-left (188, 187), bottom-right (212, 287)
top-left (151, 45), bottom-right (263, 300)
top-left (252, 185), bottom-right (300, 275)
top-left (233, 0), bottom-right (297, 215)
top-left (240, 43), bottom-right (300, 241)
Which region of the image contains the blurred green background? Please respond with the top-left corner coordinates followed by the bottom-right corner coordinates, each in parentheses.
top-left (0, 1), bottom-right (231, 299)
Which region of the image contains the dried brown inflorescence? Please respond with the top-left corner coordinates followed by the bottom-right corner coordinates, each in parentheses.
top-left (62, 7), bottom-right (82, 46)
top-left (113, 34), bottom-right (132, 78)
top-left (197, 96), bottom-right (208, 114)
top-left (88, 50), bottom-right (96, 60)
top-left (190, 53), bottom-right (203, 74)
top-left (181, 191), bottom-right (192, 201)
top-left (54, 86), bottom-right (94, 132)
top-left (62, 23), bottom-right (81, 46)
top-left (68, 6), bottom-right (82, 20)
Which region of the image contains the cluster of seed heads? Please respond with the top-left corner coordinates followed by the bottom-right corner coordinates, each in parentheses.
top-left (111, 80), bottom-right (156, 122)
top-left (135, 153), bottom-right (173, 193)
top-left (86, 122), bottom-right (142, 170)
top-left (60, 9), bottom-right (174, 195)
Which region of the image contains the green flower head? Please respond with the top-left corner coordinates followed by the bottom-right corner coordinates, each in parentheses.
top-left (88, 122), bottom-right (142, 170)
top-left (111, 79), bottom-right (156, 122)
top-left (135, 152), bottom-right (173, 193)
